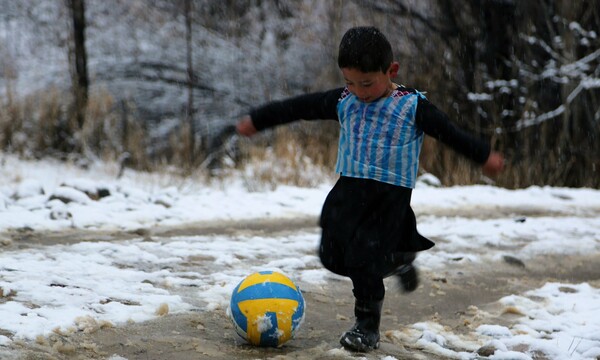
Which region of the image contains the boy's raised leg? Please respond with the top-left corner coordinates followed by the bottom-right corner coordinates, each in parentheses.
top-left (385, 252), bottom-right (419, 293)
top-left (395, 263), bottom-right (419, 292)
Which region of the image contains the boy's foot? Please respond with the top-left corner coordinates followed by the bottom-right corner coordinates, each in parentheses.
top-left (395, 264), bottom-right (419, 292)
top-left (340, 299), bottom-right (383, 352)
top-left (339, 325), bottom-right (380, 352)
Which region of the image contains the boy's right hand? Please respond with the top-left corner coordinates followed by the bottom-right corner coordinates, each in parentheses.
top-left (236, 115), bottom-right (258, 137)
top-left (482, 151), bottom-right (505, 177)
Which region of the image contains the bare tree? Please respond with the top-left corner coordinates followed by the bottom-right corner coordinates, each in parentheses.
top-left (351, 0), bottom-right (599, 187)
top-left (67, 0), bottom-right (88, 130)
top-left (184, 0), bottom-right (196, 165)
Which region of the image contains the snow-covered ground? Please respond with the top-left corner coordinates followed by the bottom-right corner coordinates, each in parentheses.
top-left (1, 154), bottom-right (600, 359)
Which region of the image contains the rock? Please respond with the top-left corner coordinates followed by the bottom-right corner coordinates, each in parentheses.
top-left (477, 344), bottom-right (505, 357)
top-left (417, 173), bottom-right (442, 187)
top-left (0, 236), bottom-right (13, 246)
top-left (49, 209), bottom-right (73, 221)
top-left (503, 255), bottom-right (525, 268)
top-left (60, 179), bottom-right (111, 200)
top-left (97, 188), bottom-right (111, 199)
top-left (14, 179), bottom-right (45, 199)
top-left (558, 286), bottom-right (577, 293)
top-left (155, 303), bottom-right (169, 316)
top-left (48, 186), bottom-right (91, 204)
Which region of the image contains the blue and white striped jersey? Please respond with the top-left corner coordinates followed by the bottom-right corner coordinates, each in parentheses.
top-left (335, 87), bottom-right (426, 188)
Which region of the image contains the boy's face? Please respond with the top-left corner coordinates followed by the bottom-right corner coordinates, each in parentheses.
top-left (341, 63), bottom-right (399, 103)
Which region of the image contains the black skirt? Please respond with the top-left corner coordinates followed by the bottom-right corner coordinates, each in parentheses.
top-left (318, 176), bottom-right (434, 277)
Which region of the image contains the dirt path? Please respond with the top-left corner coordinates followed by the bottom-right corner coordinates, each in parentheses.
top-left (2, 216), bottom-right (600, 360)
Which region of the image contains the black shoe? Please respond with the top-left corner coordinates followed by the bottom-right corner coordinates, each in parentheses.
top-left (340, 324), bottom-right (380, 351)
top-left (339, 299), bottom-right (382, 352)
top-left (396, 264), bottom-right (419, 292)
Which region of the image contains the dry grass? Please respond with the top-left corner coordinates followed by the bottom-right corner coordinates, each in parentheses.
top-left (236, 122), bottom-right (339, 189)
top-left (237, 122), bottom-right (501, 189)
top-left (1, 86), bottom-right (596, 189)
top-left (0, 87), bottom-right (149, 168)
top-left (241, 124), bottom-right (501, 189)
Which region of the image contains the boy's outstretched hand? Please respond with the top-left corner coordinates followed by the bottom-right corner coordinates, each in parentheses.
top-left (482, 151), bottom-right (505, 177)
top-left (236, 115), bottom-right (258, 137)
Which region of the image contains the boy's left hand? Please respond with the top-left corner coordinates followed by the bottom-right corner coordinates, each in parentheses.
top-left (236, 115), bottom-right (258, 137)
top-left (482, 151), bottom-right (505, 177)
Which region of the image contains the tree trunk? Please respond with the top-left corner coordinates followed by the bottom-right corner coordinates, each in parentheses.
top-left (68, 0), bottom-right (88, 130)
top-left (184, 0), bottom-right (195, 165)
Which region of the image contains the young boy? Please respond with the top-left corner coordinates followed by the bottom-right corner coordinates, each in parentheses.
top-left (236, 26), bottom-right (504, 352)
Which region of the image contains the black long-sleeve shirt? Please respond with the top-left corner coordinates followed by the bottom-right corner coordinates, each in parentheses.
top-left (249, 87), bottom-right (490, 164)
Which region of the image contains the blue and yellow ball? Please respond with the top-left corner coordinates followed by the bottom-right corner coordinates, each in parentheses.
top-left (228, 271), bottom-right (305, 347)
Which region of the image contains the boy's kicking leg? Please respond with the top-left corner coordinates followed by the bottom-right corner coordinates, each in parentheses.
top-left (395, 263), bottom-right (419, 291)
top-left (391, 252), bottom-right (418, 292)
top-left (340, 272), bottom-right (385, 351)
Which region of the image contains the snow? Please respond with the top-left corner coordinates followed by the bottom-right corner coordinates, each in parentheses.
top-left (256, 314), bottom-right (274, 333)
top-left (476, 325), bottom-right (512, 338)
top-left (1, 154), bottom-right (600, 359)
top-left (467, 92), bottom-right (493, 102)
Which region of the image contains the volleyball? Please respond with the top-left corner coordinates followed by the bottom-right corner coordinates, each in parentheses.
top-left (228, 271), bottom-right (305, 347)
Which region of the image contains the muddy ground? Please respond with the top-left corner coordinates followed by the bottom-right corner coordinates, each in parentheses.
top-left (2, 213), bottom-right (600, 360)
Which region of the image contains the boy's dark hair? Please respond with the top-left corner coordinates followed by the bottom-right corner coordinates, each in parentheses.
top-left (337, 26), bottom-right (393, 73)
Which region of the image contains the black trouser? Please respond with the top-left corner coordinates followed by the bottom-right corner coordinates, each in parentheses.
top-left (319, 177), bottom-right (433, 277)
top-left (349, 271), bottom-right (385, 301)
